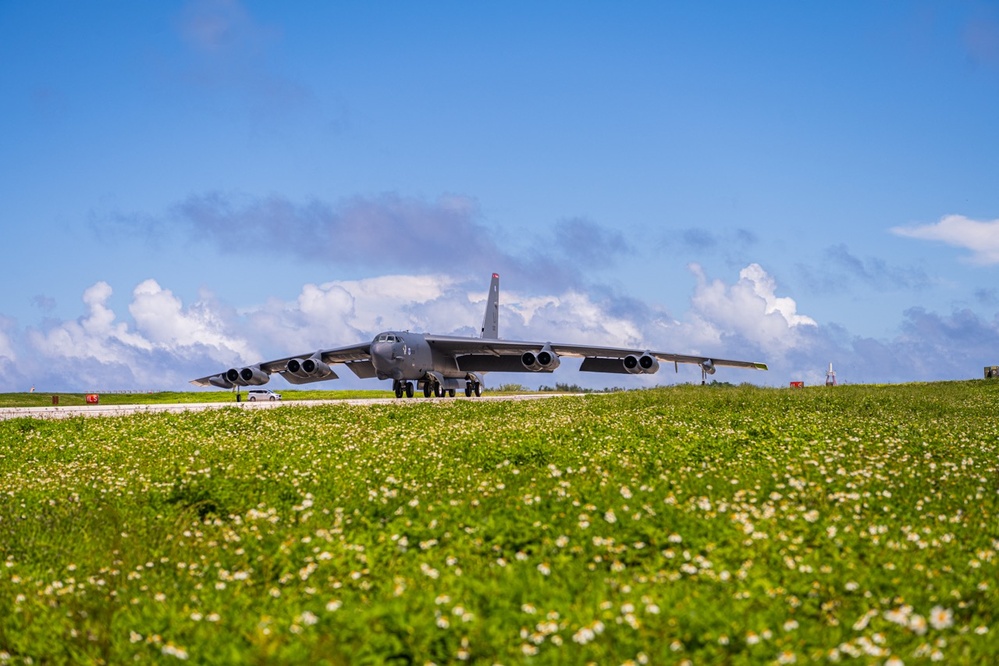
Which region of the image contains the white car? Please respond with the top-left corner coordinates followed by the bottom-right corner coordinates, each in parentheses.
top-left (247, 389), bottom-right (282, 401)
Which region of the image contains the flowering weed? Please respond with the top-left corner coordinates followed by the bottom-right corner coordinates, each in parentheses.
top-left (0, 381), bottom-right (997, 663)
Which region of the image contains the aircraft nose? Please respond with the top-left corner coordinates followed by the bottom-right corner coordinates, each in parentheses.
top-left (370, 341), bottom-right (399, 373)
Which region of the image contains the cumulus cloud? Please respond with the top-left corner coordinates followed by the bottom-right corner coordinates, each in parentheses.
top-left (685, 263), bottom-right (816, 357)
top-left (240, 274), bottom-right (471, 353)
top-left (891, 215), bottom-right (999, 265)
top-left (28, 282), bottom-right (152, 364)
top-left (5, 264), bottom-right (996, 392)
top-left (2, 270), bottom-right (760, 391)
top-left (129, 279), bottom-right (256, 359)
top-left (17, 281), bottom-right (256, 391)
top-left (500, 289), bottom-right (647, 350)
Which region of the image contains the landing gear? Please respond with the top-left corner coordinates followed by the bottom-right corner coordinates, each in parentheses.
top-left (413, 378), bottom-right (482, 398)
top-left (393, 380), bottom-right (416, 398)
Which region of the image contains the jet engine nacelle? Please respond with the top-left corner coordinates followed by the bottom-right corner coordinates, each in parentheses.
top-left (286, 355), bottom-right (334, 381)
top-left (208, 374), bottom-right (236, 389)
top-left (226, 365), bottom-right (270, 386)
top-left (623, 353), bottom-right (659, 374)
top-left (521, 347), bottom-right (560, 372)
top-left (701, 359), bottom-right (716, 375)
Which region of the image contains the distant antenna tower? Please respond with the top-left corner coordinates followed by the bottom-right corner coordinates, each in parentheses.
top-left (825, 362), bottom-right (837, 386)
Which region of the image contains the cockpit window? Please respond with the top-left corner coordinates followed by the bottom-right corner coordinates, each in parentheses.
top-left (377, 333), bottom-right (399, 343)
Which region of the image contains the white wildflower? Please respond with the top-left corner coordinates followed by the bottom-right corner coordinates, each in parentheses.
top-left (929, 606), bottom-right (953, 630)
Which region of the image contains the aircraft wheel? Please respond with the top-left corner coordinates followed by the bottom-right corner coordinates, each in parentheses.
top-left (434, 383), bottom-right (444, 398)
top-left (423, 382), bottom-right (432, 398)
top-left (405, 382), bottom-right (414, 398)
top-left (474, 382), bottom-right (481, 397)
top-left (464, 382), bottom-right (472, 397)
top-left (448, 388), bottom-right (456, 397)
top-left (394, 382), bottom-right (404, 399)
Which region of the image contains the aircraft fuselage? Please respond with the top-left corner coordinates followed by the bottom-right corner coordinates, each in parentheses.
top-left (368, 330), bottom-right (484, 398)
top-left (370, 331), bottom-right (469, 386)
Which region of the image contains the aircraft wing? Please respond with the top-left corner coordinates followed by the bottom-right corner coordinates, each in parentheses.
top-left (189, 341), bottom-right (375, 389)
top-left (425, 335), bottom-right (768, 375)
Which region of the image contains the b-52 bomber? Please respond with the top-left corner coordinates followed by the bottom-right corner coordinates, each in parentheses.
top-left (191, 274), bottom-right (768, 398)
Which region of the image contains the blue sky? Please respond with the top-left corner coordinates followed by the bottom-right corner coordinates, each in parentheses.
top-left (2, 1), bottom-right (998, 391)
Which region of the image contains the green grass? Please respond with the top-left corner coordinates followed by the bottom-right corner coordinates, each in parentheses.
top-left (0, 386), bottom-right (560, 408)
top-left (1, 381), bottom-right (997, 664)
top-left (0, 389), bottom-right (393, 408)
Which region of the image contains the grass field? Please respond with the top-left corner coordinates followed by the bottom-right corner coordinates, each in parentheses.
top-left (1, 382), bottom-right (997, 664)
top-left (0, 389), bottom-right (394, 409)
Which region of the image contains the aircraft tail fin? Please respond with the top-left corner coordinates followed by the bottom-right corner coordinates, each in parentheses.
top-left (480, 273), bottom-right (499, 339)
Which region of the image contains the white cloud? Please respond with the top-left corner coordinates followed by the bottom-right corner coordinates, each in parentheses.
top-left (130, 279), bottom-right (258, 360)
top-left (326, 274), bottom-right (458, 331)
top-left (19, 281), bottom-right (258, 390)
top-left (240, 275), bottom-right (468, 355)
top-left (7, 269), bottom-right (807, 390)
top-left (29, 282), bottom-right (152, 364)
top-left (29, 280), bottom-right (254, 368)
top-left (499, 289), bottom-right (645, 349)
top-left (686, 263), bottom-right (816, 356)
top-left (7, 264), bottom-right (991, 392)
top-left (891, 215), bottom-right (999, 265)
top-left (739, 264), bottom-right (818, 327)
